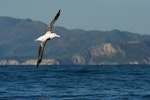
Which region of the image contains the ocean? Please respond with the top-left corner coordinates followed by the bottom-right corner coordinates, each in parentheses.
top-left (0, 65), bottom-right (150, 100)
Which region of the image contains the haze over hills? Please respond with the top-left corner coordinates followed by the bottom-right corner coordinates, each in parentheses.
top-left (0, 16), bottom-right (150, 65)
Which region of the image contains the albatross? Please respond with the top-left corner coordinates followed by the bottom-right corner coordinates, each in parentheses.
top-left (35, 10), bottom-right (61, 67)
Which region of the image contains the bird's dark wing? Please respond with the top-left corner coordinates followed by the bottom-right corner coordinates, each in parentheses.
top-left (37, 40), bottom-right (47, 67)
top-left (45, 9), bottom-right (60, 32)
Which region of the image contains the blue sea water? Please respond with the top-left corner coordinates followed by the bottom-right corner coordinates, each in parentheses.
top-left (0, 65), bottom-right (150, 100)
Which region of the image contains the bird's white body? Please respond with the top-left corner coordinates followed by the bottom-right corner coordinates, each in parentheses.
top-left (35, 31), bottom-right (60, 42)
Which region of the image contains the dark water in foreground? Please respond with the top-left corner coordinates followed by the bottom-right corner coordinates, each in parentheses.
top-left (0, 65), bottom-right (150, 100)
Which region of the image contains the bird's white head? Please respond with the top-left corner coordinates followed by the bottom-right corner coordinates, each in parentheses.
top-left (50, 33), bottom-right (60, 39)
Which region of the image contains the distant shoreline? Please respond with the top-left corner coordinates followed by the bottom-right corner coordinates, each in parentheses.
top-left (0, 59), bottom-right (150, 66)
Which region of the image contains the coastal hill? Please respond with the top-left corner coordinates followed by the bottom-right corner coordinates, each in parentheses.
top-left (0, 16), bottom-right (150, 65)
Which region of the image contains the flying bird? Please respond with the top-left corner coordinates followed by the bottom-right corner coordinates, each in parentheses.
top-left (35, 10), bottom-right (61, 67)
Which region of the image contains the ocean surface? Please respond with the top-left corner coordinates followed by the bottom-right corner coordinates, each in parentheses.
top-left (0, 65), bottom-right (150, 100)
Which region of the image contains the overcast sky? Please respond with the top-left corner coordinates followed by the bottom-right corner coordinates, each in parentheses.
top-left (0, 0), bottom-right (150, 34)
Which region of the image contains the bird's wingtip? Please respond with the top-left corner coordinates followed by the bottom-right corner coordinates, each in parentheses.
top-left (36, 62), bottom-right (40, 68)
top-left (58, 9), bottom-right (61, 13)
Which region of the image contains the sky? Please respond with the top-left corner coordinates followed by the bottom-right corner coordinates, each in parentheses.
top-left (0, 0), bottom-right (150, 34)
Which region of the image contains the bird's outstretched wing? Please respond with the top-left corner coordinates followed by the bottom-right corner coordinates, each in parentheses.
top-left (45, 9), bottom-right (60, 32)
top-left (37, 40), bottom-right (47, 67)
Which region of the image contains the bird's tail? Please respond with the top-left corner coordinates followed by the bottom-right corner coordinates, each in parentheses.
top-left (35, 38), bottom-right (40, 42)
top-left (36, 59), bottom-right (42, 68)
top-left (35, 39), bottom-right (38, 42)
top-left (35, 36), bottom-right (43, 42)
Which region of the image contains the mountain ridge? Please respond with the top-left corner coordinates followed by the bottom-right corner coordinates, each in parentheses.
top-left (0, 16), bottom-right (150, 65)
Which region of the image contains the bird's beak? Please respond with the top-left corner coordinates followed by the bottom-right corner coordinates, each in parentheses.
top-left (56, 35), bottom-right (60, 37)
